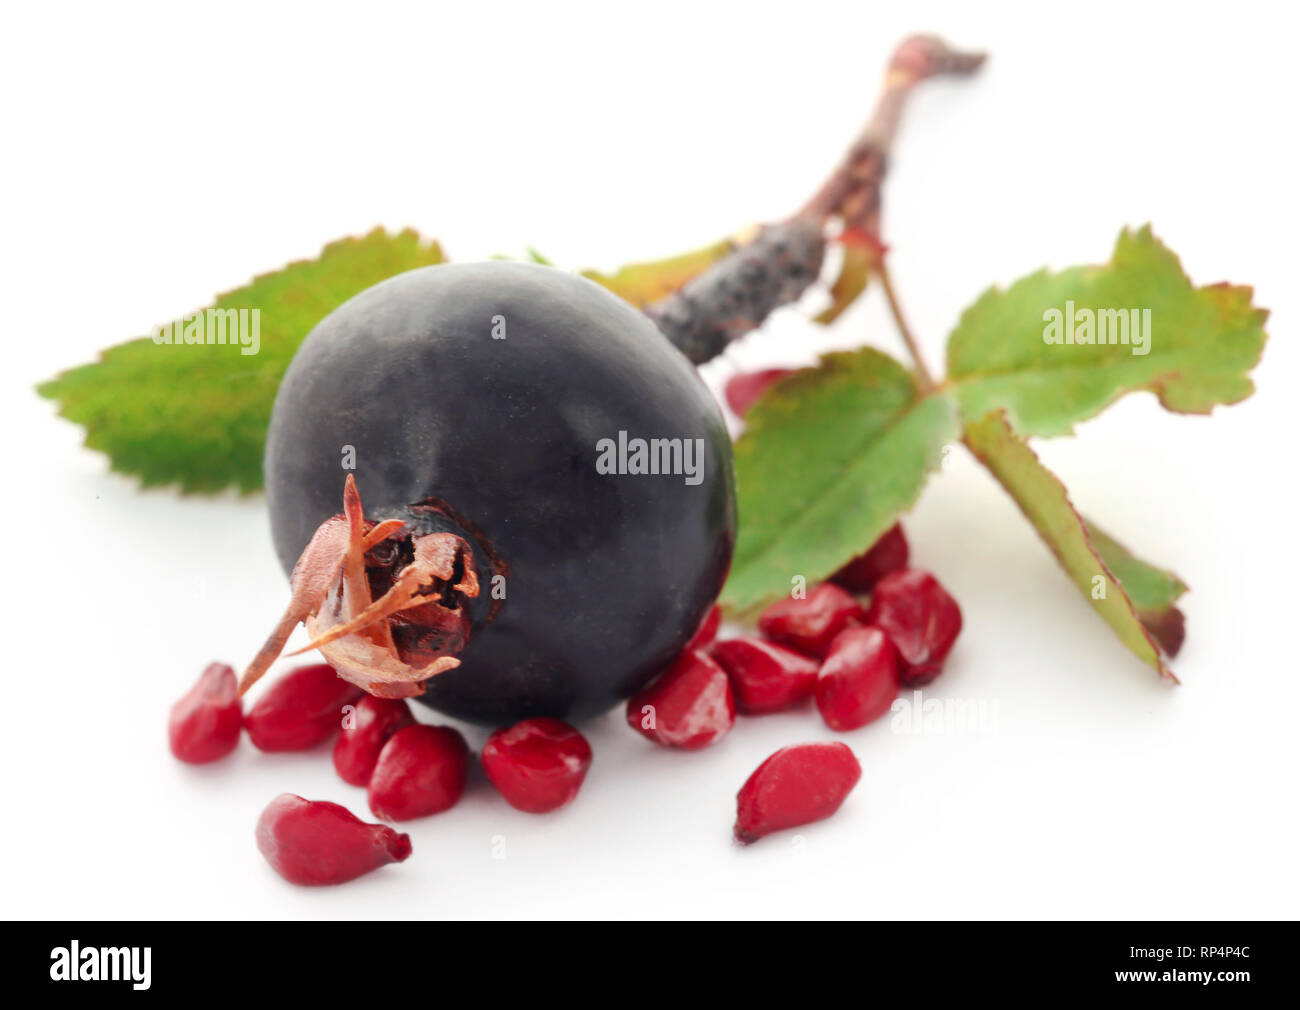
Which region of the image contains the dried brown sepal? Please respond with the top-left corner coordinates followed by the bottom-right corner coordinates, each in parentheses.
top-left (239, 474), bottom-right (479, 699)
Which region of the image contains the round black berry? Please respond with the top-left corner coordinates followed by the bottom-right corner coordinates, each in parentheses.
top-left (264, 261), bottom-right (735, 724)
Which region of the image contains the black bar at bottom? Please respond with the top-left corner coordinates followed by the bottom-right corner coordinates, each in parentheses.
top-left (4, 921), bottom-right (1286, 997)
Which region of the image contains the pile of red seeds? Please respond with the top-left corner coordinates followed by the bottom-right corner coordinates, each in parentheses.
top-left (168, 371), bottom-right (964, 884)
top-left (626, 518), bottom-right (962, 843)
top-left (169, 661), bottom-right (593, 885)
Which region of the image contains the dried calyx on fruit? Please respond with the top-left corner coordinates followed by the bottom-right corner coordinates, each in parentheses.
top-left (239, 474), bottom-right (480, 700)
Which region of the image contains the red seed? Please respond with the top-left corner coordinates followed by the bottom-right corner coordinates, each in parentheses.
top-left (830, 522), bottom-right (909, 593)
top-left (757, 583), bottom-right (865, 659)
top-left (710, 637), bottom-right (819, 714)
top-left (168, 662), bottom-right (242, 764)
top-left (864, 569), bottom-right (963, 685)
top-left (685, 604), bottom-right (722, 652)
top-left (734, 742), bottom-right (862, 844)
top-left (256, 793), bottom-right (411, 886)
top-left (368, 724), bottom-right (470, 821)
top-left (333, 696), bottom-right (415, 786)
top-left (625, 649), bottom-right (735, 750)
top-left (816, 627), bottom-right (901, 731)
top-left (724, 368), bottom-right (795, 417)
top-left (244, 663), bottom-right (364, 752)
top-left (482, 717), bottom-right (594, 813)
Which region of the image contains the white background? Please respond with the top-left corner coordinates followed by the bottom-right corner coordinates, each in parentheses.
top-left (2, 1), bottom-right (1296, 920)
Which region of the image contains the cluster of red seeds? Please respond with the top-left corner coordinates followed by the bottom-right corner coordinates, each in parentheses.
top-left (624, 518), bottom-right (962, 842)
top-left (169, 662), bottom-right (592, 885)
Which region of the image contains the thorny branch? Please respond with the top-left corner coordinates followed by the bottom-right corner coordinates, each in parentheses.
top-left (645, 34), bottom-right (985, 367)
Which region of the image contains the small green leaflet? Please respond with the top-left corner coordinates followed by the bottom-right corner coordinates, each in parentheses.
top-left (947, 226), bottom-right (1268, 436)
top-left (964, 410), bottom-right (1172, 678)
top-left (1085, 521), bottom-right (1188, 617)
top-left (38, 229), bottom-right (445, 493)
top-left (1085, 520), bottom-right (1189, 656)
top-left (721, 349), bottom-right (959, 614)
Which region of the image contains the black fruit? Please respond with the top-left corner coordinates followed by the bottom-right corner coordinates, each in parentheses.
top-left (264, 262), bottom-right (736, 724)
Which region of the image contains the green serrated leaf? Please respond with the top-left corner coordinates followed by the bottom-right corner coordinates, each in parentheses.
top-left (947, 226), bottom-right (1268, 436)
top-left (721, 348), bottom-right (959, 614)
top-left (964, 409), bottom-right (1173, 679)
top-left (38, 228), bottom-right (444, 494)
top-left (583, 238), bottom-right (738, 308)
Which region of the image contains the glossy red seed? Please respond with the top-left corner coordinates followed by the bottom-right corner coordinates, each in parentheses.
top-left (830, 523), bottom-right (909, 593)
top-left (757, 582), bottom-right (865, 659)
top-left (244, 663), bottom-right (364, 752)
top-left (710, 637), bottom-right (819, 714)
top-left (333, 696), bottom-right (415, 786)
top-left (368, 724), bottom-right (470, 821)
top-left (256, 793), bottom-right (411, 886)
top-left (734, 742), bottom-right (862, 844)
top-left (169, 662), bottom-right (242, 764)
top-left (724, 368), bottom-right (795, 417)
top-left (481, 717), bottom-right (594, 813)
top-left (864, 569), bottom-right (963, 685)
top-left (685, 604), bottom-right (722, 652)
top-left (625, 649), bottom-right (735, 750)
top-left (816, 627), bottom-right (900, 731)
